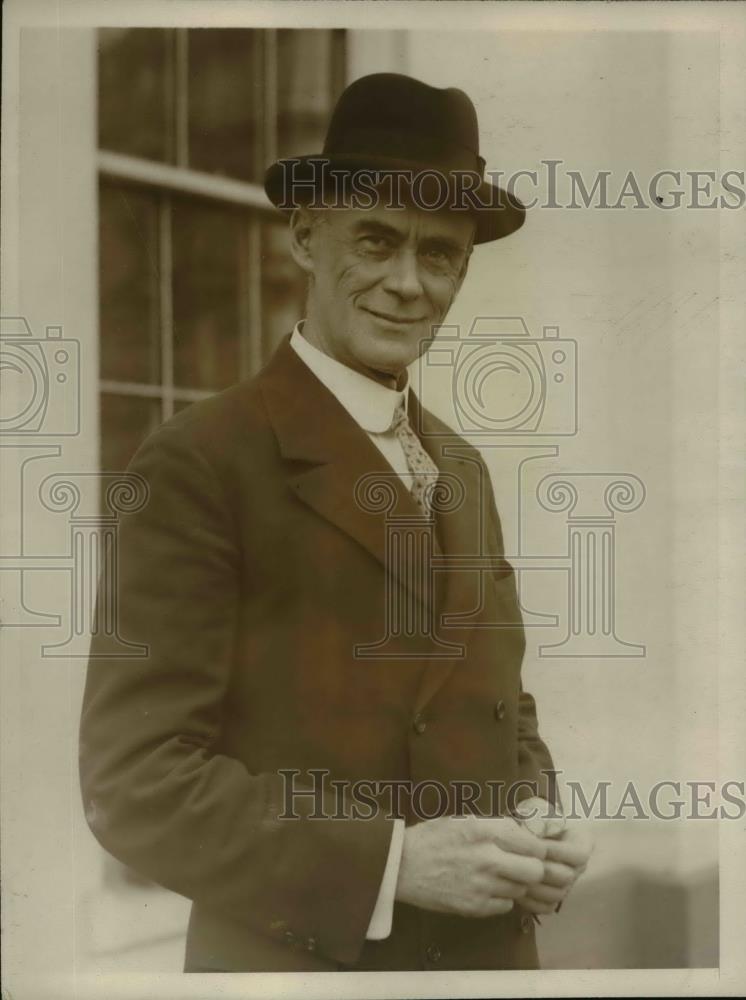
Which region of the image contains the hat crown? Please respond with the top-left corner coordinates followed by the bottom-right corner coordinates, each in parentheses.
top-left (323, 73), bottom-right (481, 168)
top-left (263, 71), bottom-right (526, 244)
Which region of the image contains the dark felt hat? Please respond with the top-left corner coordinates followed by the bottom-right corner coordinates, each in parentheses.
top-left (264, 73), bottom-right (525, 244)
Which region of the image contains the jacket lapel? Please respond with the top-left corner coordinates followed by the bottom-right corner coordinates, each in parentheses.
top-left (259, 337), bottom-right (433, 615)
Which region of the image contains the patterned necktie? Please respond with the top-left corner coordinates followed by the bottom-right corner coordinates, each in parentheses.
top-left (391, 399), bottom-right (440, 516)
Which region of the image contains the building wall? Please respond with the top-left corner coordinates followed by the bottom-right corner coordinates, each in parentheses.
top-left (405, 27), bottom-right (720, 966)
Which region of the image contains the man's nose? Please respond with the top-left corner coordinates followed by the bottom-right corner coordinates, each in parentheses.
top-left (381, 249), bottom-right (425, 301)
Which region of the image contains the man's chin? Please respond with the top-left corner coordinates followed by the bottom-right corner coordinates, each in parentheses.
top-left (356, 347), bottom-right (416, 383)
top-left (353, 329), bottom-right (426, 377)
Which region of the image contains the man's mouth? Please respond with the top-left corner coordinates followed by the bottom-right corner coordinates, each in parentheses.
top-left (360, 306), bottom-right (426, 326)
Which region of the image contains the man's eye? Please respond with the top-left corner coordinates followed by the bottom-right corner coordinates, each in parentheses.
top-left (359, 235), bottom-right (391, 252)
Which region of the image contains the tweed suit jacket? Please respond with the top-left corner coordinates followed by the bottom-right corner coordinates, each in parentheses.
top-left (79, 334), bottom-right (558, 972)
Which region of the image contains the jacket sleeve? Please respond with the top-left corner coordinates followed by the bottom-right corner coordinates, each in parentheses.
top-left (79, 423), bottom-right (393, 966)
top-left (479, 455), bottom-right (561, 811)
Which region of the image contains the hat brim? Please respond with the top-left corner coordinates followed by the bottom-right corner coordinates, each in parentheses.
top-left (264, 154), bottom-right (525, 244)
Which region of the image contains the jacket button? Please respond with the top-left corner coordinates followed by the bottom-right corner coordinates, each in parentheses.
top-left (412, 713), bottom-right (427, 735)
top-left (425, 942), bottom-right (442, 964)
top-left (494, 700), bottom-right (506, 721)
top-left (520, 914), bottom-right (532, 934)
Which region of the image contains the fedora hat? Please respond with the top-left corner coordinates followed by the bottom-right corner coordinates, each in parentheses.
top-left (264, 73), bottom-right (525, 244)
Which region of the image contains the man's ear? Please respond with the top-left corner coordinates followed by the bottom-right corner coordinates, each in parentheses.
top-left (289, 207), bottom-right (317, 276)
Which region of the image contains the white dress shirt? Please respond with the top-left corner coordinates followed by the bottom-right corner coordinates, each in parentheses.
top-left (290, 323), bottom-right (407, 941)
top-left (290, 323), bottom-right (415, 486)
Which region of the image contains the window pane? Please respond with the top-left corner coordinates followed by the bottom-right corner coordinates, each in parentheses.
top-left (98, 28), bottom-right (173, 163)
top-left (100, 393), bottom-right (161, 475)
top-left (261, 220), bottom-right (306, 360)
top-left (276, 30), bottom-right (346, 160)
top-left (187, 29), bottom-right (259, 182)
top-left (172, 198), bottom-right (243, 391)
top-left (99, 182), bottom-right (161, 385)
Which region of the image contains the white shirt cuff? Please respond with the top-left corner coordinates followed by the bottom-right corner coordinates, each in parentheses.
top-left (365, 818), bottom-right (405, 940)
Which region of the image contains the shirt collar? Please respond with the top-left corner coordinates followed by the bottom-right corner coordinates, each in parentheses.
top-left (290, 322), bottom-right (408, 434)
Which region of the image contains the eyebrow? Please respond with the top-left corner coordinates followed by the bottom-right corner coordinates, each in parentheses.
top-left (421, 235), bottom-right (471, 255)
top-left (351, 219), bottom-right (404, 242)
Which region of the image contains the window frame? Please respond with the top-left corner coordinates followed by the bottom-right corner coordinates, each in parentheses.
top-left (97, 27), bottom-right (345, 425)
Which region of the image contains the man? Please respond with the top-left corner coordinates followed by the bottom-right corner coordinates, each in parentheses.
top-left (80, 73), bottom-right (592, 973)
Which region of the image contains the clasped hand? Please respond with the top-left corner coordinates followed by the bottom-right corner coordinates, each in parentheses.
top-left (395, 798), bottom-right (593, 919)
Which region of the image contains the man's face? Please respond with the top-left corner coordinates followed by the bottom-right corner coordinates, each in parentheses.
top-left (292, 200), bottom-right (474, 383)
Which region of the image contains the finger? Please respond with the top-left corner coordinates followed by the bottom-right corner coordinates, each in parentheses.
top-left (513, 795), bottom-right (546, 816)
top-left (514, 797), bottom-right (567, 839)
top-left (520, 814), bottom-right (552, 838)
top-left (544, 815), bottom-right (567, 838)
top-left (542, 860), bottom-right (577, 888)
top-left (521, 815), bottom-right (566, 840)
top-left (469, 816), bottom-right (542, 851)
top-left (544, 836), bottom-right (592, 869)
top-left (487, 897), bottom-right (515, 917)
top-left (523, 882), bottom-right (566, 904)
top-left (470, 896), bottom-right (515, 919)
top-left (489, 876), bottom-right (531, 900)
top-left (491, 848), bottom-right (546, 885)
top-left (513, 796), bottom-right (549, 829)
top-left (486, 819), bottom-right (549, 860)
